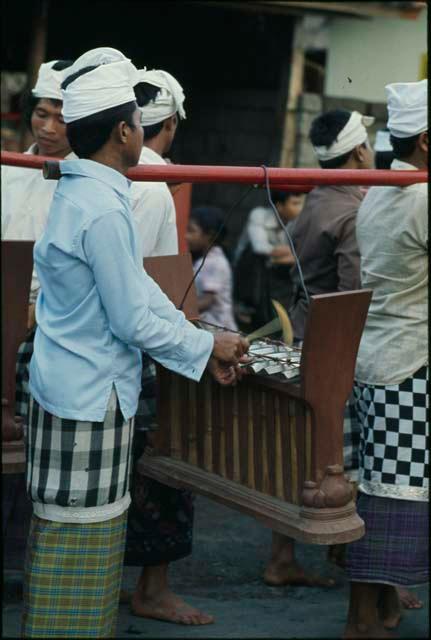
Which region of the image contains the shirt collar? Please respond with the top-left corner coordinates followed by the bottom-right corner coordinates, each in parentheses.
top-left (139, 145), bottom-right (167, 165)
top-left (59, 158), bottom-right (131, 196)
top-left (26, 144), bottom-right (77, 161)
top-left (391, 159), bottom-right (419, 171)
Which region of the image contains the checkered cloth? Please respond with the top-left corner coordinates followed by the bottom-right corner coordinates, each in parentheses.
top-left (346, 492), bottom-right (429, 586)
top-left (353, 365), bottom-right (429, 498)
top-left (343, 392), bottom-right (360, 481)
top-left (26, 391), bottom-right (133, 510)
top-left (21, 512), bottom-right (127, 637)
top-left (15, 328), bottom-right (36, 421)
top-left (135, 353), bottom-right (157, 432)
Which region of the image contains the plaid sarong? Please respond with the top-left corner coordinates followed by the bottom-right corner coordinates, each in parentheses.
top-left (22, 512), bottom-right (127, 637)
top-left (124, 431), bottom-right (194, 567)
top-left (16, 328), bottom-right (36, 421)
top-left (26, 391), bottom-right (133, 512)
top-left (346, 492), bottom-right (429, 587)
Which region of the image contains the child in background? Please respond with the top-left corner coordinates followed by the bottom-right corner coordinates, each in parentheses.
top-left (186, 206), bottom-right (238, 331)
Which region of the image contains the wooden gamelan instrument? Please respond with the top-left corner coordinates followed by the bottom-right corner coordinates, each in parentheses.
top-left (2, 240), bottom-right (34, 473)
top-left (1, 243), bottom-right (371, 545)
top-left (140, 255), bottom-right (372, 545)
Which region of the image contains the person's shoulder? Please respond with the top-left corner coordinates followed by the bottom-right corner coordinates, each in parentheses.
top-left (58, 175), bottom-right (126, 224)
top-left (208, 246), bottom-right (231, 270)
top-left (248, 206), bottom-right (270, 221)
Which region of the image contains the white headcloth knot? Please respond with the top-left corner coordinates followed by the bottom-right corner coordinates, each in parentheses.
top-left (313, 111), bottom-right (375, 162)
top-left (61, 59), bottom-right (139, 123)
top-left (385, 80), bottom-right (427, 139)
top-left (32, 60), bottom-right (65, 101)
top-left (137, 69), bottom-right (186, 126)
top-left (65, 47), bottom-right (135, 76)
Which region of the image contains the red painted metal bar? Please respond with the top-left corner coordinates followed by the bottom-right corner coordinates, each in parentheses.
top-left (1, 151), bottom-right (428, 187)
top-left (1, 113), bottom-right (21, 121)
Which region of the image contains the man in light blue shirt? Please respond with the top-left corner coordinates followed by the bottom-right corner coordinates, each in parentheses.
top-left (23, 57), bottom-right (248, 638)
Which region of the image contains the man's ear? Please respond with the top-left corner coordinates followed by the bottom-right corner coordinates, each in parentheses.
top-left (163, 114), bottom-right (177, 133)
top-left (112, 120), bottom-right (129, 144)
top-left (418, 131), bottom-right (428, 154)
top-left (354, 144), bottom-right (367, 164)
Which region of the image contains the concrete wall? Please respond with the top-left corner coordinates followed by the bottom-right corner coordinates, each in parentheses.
top-left (324, 9), bottom-right (427, 103)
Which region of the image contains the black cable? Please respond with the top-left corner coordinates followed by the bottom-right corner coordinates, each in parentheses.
top-left (261, 165), bottom-right (310, 305)
top-left (179, 183), bottom-right (256, 311)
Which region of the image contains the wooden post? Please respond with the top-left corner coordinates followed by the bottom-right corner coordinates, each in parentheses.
top-left (20, 0), bottom-right (49, 151)
top-left (279, 17), bottom-right (305, 168)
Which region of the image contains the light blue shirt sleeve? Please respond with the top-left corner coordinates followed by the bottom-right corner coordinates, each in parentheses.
top-left (81, 209), bottom-right (214, 381)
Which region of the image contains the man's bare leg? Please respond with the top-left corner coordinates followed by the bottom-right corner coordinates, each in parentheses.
top-left (263, 533), bottom-right (335, 587)
top-left (344, 582), bottom-right (395, 639)
top-left (126, 563), bottom-right (214, 625)
top-left (378, 585), bottom-right (402, 630)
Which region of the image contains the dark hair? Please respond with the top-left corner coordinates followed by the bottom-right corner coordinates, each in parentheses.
top-left (142, 121), bottom-right (164, 141)
top-left (270, 190), bottom-right (303, 204)
top-left (190, 206), bottom-right (226, 244)
top-left (390, 133), bottom-right (421, 160)
top-left (134, 80), bottom-right (172, 141)
top-left (310, 109), bottom-right (361, 168)
top-left (61, 65), bottom-right (137, 158)
top-left (375, 151), bottom-right (394, 170)
top-left (22, 59), bottom-right (74, 131)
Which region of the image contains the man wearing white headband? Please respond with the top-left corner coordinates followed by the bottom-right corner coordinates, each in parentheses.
top-left (345, 80), bottom-right (428, 638)
top-left (263, 109), bottom-right (374, 593)
top-left (130, 69), bottom-right (185, 257)
top-left (2, 59), bottom-right (75, 582)
top-left (22, 57), bottom-right (248, 637)
top-left (2, 59), bottom-right (75, 305)
top-left (374, 128), bottom-right (394, 169)
top-left (118, 69), bottom-right (214, 626)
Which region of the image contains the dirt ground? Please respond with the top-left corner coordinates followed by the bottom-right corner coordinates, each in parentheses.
top-left (3, 496), bottom-right (429, 638)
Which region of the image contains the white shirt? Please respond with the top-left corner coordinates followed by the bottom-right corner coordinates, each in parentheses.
top-left (1, 144), bottom-right (76, 302)
top-left (129, 146), bottom-right (178, 258)
top-left (193, 246), bottom-right (238, 331)
top-left (355, 160), bottom-right (428, 385)
top-left (235, 206), bottom-right (294, 264)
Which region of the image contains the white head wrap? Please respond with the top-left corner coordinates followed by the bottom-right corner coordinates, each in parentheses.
top-left (62, 59), bottom-right (139, 123)
top-left (137, 69), bottom-right (186, 126)
top-left (65, 47), bottom-right (132, 77)
top-left (374, 130), bottom-right (393, 153)
top-left (385, 79), bottom-right (428, 138)
top-left (313, 111), bottom-right (375, 162)
top-left (32, 60), bottom-right (65, 101)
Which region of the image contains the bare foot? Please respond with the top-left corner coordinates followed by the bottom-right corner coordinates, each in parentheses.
top-left (343, 622), bottom-right (396, 638)
top-left (397, 586), bottom-right (423, 610)
top-left (378, 585), bottom-right (402, 630)
top-left (263, 561), bottom-right (335, 588)
top-left (131, 588), bottom-right (215, 625)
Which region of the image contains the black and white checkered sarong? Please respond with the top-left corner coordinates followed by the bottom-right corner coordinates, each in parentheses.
top-left (15, 328), bottom-right (36, 422)
top-left (353, 365), bottom-right (429, 494)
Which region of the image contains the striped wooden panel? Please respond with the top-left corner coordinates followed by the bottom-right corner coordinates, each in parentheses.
top-left (162, 372), bottom-right (313, 505)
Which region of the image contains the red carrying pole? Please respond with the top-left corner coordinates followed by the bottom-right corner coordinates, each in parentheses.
top-left (0, 151), bottom-right (428, 188)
